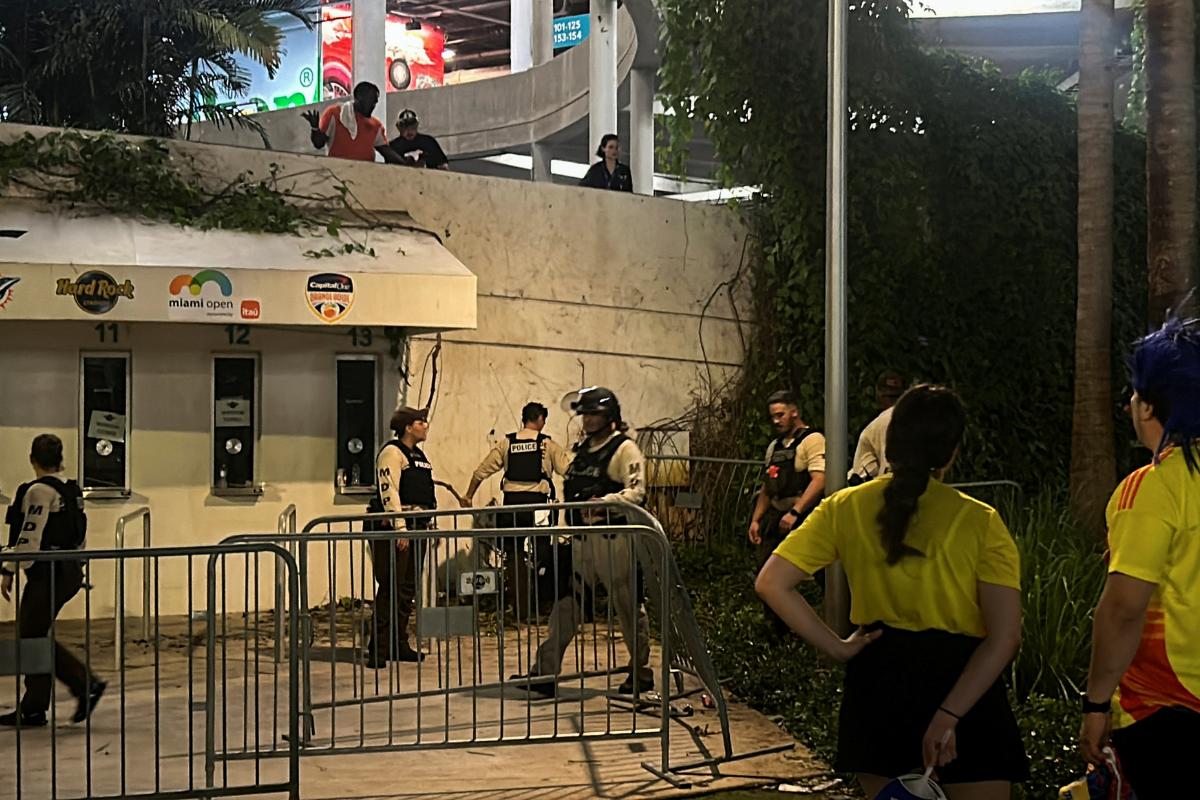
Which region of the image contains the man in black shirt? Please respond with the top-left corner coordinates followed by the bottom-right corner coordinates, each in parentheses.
top-left (389, 109), bottom-right (449, 170)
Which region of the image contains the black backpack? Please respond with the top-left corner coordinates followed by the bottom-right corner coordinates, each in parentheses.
top-left (5, 477), bottom-right (88, 550)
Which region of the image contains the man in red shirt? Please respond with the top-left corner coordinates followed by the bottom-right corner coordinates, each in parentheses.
top-left (302, 82), bottom-right (403, 164)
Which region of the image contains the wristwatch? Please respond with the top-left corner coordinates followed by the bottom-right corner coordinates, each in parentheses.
top-left (782, 509), bottom-right (798, 520)
top-left (1081, 693), bottom-right (1111, 714)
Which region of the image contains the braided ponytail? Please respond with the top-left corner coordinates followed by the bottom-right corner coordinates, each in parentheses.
top-left (875, 385), bottom-right (966, 565)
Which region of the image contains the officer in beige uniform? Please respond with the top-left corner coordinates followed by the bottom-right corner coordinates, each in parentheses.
top-left (516, 387), bottom-right (653, 697)
top-left (747, 391), bottom-right (826, 632)
top-left (462, 402), bottom-right (571, 617)
top-left (365, 407), bottom-right (434, 668)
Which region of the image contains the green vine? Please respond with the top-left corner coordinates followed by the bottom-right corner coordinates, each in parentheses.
top-left (0, 130), bottom-right (388, 258)
top-left (657, 0), bottom-right (1150, 483)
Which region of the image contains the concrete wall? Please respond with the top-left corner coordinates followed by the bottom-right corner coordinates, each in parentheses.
top-left (0, 125), bottom-right (751, 620)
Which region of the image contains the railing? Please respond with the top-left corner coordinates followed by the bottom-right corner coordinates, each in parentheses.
top-left (221, 500), bottom-right (788, 787)
top-left (1, 543), bottom-right (301, 800)
top-left (273, 503), bottom-right (297, 663)
top-left (113, 506), bottom-right (150, 671)
top-left (646, 454), bottom-right (1026, 548)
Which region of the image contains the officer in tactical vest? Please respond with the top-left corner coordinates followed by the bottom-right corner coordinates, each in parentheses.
top-left (516, 387), bottom-right (654, 697)
top-left (365, 407), bottom-right (435, 669)
top-left (1, 434), bottom-right (105, 727)
top-left (462, 402), bottom-right (571, 617)
top-left (747, 390), bottom-right (826, 625)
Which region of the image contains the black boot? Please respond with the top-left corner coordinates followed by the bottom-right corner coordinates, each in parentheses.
top-left (73, 681), bottom-right (106, 723)
top-left (364, 639), bottom-right (387, 669)
top-left (0, 709), bottom-right (48, 727)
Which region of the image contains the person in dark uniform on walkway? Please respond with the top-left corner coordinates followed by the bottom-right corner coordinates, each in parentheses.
top-left (518, 387), bottom-right (653, 697)
top-left (747, 391), bottom-right (826, 632)
top-left (579, 134), bottom-right (633, 192)
top-left (461, 402), bottom-right (572, 618)
top-left (388, 109), bottom-right (450, 170)
top-left (1, 434), bottom-right (105, 727)
top-left (365, 407), bottom-right (435, 668)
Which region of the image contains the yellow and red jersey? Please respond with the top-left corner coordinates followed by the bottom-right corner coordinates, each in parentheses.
top-left (1105, 448), bottom-right (1200, 729)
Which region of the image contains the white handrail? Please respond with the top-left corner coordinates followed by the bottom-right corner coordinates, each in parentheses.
top-left (113, 506), bottom-right (151, 672)
top-left (274, 504), bottom-right (297, 663)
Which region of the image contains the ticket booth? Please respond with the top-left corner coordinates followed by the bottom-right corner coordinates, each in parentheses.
top-left (0, 202), bottom-right (476, 601)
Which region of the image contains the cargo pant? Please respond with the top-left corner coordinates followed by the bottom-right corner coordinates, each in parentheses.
top-left (534, 530), bottom-right (652, 685)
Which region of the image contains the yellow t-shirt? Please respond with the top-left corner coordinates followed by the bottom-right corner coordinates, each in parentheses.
top-left (1106, 447), bottom-right (1200, 729)
top-left (774, 476), bottom-right (1021, 638)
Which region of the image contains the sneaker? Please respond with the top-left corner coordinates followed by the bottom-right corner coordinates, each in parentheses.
top-left (509, 673), bottom-right (556, 698)
top-left (72, 681), bottom-right (106, 724)
top-left (0, 710), bottom-right (48, 728)
top-left (618, 673), bottom-right (654, 696)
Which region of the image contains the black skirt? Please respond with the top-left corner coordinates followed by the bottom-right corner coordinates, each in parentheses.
top-left (836, 624), bottom-right (1030, 785)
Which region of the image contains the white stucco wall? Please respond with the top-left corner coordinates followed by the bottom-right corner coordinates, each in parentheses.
top-left (0, 125), bottom-right (751, 621)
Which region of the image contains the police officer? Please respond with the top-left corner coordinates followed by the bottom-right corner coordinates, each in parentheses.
top-left (461, 402), bottom-right (571, 618)
top-left (1, 434), bottom-right (105, 727)
top-left (365, 407), bottom-right (435, 668)
top-left (747, 391), bottom-right (826, 630)
top-left (848, 370), bottom-right (906, 485)
top-left (519, 387), bottom-right (653, 697)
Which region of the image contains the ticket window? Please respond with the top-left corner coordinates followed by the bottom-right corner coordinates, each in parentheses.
top-left (80, 353), bottom-right (131, 497)
top-left (335, 356), bottom-right (379, 494)
top-left (212, 355), bottom-right (259, 494)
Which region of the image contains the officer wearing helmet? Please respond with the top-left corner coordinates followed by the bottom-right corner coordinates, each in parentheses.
top-left (517, 386), bottom-right (653, 697)
top-left (388, 109), bottom-right (449, 169)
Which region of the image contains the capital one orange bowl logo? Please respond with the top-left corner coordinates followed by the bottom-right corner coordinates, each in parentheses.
top-left (306, 273), bottom-right (354, 323)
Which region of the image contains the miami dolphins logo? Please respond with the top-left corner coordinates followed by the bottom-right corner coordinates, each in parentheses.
top-left (0, 276), bottom-right (18, 310)
top-left (170, 270), bottom-right (233, 297)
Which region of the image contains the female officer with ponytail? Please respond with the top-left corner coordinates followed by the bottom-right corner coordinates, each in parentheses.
top-left (756, 385), bottom-right (1028, 799)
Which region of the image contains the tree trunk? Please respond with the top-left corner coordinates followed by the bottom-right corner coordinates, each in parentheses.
top-left (1146, 0), bottom-right (1197, 326)
top-left (1071, 0), bottom-right (1117, 533)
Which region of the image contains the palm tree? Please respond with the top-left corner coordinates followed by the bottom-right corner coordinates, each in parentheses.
top-left (1145, 0), bottom-right (1196, 325)
top-left (1071, 0), bottom-right (1117, 533)
top-left (0, 0), bottom-right (312, 139)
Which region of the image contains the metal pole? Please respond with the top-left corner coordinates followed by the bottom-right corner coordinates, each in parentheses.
top-left (510, 0), bottom-right (534, 73)
top-left (588, 0), bottom-right (619, 158)
top-left (823, 0), bottom-right (851, 635)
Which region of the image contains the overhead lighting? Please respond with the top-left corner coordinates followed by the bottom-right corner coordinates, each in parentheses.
top-left (442, 48), bottom-right (456, 60)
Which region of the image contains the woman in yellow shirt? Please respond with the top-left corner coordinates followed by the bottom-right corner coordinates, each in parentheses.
top-left (756, 385), bottom-right (1028, 799)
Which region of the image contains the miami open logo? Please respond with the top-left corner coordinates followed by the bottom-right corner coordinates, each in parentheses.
top-left (169, 270), bottom-right (237, 319)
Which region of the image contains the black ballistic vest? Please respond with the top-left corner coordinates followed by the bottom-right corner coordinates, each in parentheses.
top-left (5, 477), bottom-right (87, 553)
top-left (764, 428), bottom-right (820, 500)
top-left (504, 433), bottom-right (548, 484)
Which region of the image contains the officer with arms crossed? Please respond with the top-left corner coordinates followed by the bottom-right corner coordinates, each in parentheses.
top-left (365, 407), bottom-right (435, 669)
top-left (1, 434), bottom-right (105, 727)
top-left (519, 387), bottom-right (653, 697)
top-left (461, 402), bottom-right (571, 617)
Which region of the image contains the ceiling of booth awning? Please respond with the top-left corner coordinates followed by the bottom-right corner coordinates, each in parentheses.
top-left (0, 203), bottom-right (476, 330)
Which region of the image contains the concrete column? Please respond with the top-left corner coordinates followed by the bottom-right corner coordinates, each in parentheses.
top-left (352, 0), bottom-right (388, 127)
top-left (532, 0), bottom-right (555, 66)
top-left (531, 142), bottom-right (553, 182)
top-left (511, 0), bottom-right (533, 73)
top-left (588, 0), bottom-right (619, 160)
top-left (629, 67), bottom-right (655, 195)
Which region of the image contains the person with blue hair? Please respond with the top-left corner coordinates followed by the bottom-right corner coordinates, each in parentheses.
top-left (1081, 314), bottom-right (1200, 799)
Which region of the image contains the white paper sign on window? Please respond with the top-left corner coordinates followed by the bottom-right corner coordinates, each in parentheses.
top-left (87, 411), bottom-right (127, 443)
top-left (215, 398), bottom-right (251, 427)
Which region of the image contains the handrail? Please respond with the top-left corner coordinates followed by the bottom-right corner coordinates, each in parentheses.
top-left (113, 506), bottom-right (151, 671)
top-left (274, 504), bottom-right (297, 663)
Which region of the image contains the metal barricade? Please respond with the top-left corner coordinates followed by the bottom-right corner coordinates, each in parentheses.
top-left (647, 454), bottom-right (1025, 547)
top-left (222, 500), bottom-right (790, 787)
top-left (646, 455), bottom-right (761, 547)
top-left (0, 543), bottom-right (301, 800)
